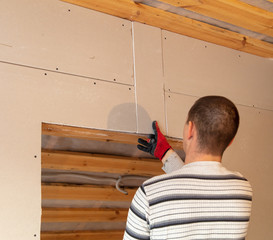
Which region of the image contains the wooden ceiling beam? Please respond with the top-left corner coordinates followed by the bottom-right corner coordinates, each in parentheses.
top-left (161, 0), bottom-right (273, 38)
top-left (42, 123), bottom-right (183, 150)
top-left (42, 150), bottom-right (163, 176)
top-left (42, 208), bottom-right (128, 222)
top-left (61, 0), bottom-right (273, 58)
top-left (42, 184), bottom-right (136, 202)
top-left (41, 230), bottom-right (124, 240)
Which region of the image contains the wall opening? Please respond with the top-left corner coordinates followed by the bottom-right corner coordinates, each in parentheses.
top-left (40, 123), bottom-right (183, 239)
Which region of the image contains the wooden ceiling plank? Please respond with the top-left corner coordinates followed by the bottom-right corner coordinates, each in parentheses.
top-left (41, 230), bottom-right (124, 240)
top-left (161, 0), bottom-right (273, 37)
top-left (60, 0), bottom-right (273, 58)
top-left (42, 208), bottom-right (128, 222)
top-left (42, 184), bottom-right (136, 202)
top-left (42, 123), bottom-right (183, 150)
top-left (42, 150), bottom-right (164, 176)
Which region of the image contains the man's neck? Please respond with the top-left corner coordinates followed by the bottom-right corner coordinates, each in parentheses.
top-left (184, 151), bottom-right (222, 165)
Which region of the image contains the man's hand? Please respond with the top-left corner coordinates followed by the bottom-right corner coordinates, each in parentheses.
top-left (137, 121), bottom-right (172, 161)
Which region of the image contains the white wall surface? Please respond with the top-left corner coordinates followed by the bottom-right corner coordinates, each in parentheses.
top-left (162, 30), bottom-right (273, 111)
top-left (0, 0), bottom-right (272, 239)
top-left (1, 0), bottom-right (134, 85)
top-left (132, 22), bottom-right (166, 134)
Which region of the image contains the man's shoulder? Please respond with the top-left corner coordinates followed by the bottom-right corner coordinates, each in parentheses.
top-left (142, 169), bottom-right (180, 188)
top-left (142, 162), bottom-right (251, 189)
top-left (142, 165), bottom-right (198, 189)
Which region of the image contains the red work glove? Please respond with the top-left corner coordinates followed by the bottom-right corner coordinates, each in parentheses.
top-left (137, 121), bottom-right (172, 161)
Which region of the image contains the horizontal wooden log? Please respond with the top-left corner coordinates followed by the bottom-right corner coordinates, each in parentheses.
top-left (41, 230), bottom-right (124, 240)
top-left (42, 184), bottom-right (136, 202)
top-left (42, 208), bottom-right (128, 222)
top-left (61, 0), bottom-right (273, 58)
top-left (42, 123), bottom-right (183, 150)
top-left (42, 150), bottom-right (163, 176)
top-left (161, 0), bottom-right (273, 37)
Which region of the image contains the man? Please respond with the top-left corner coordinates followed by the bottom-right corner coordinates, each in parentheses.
top-left (123, 96), bottom-right (252, 240)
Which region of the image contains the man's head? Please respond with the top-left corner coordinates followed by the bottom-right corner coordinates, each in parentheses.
top-left (185, 96), bottom-right (239, 156)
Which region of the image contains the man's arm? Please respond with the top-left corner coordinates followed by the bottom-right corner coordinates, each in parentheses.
top-left (161, 149), bottom-right (184, 173)
top-left (123, 186), bottom-right (150, 240)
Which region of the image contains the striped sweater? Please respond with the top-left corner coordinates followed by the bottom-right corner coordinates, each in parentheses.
top-left (123, 160), bottom-right (252, 240)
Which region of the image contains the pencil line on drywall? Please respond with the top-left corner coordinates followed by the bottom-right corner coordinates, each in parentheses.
top-left (166, 89), bottom-right (273, 112)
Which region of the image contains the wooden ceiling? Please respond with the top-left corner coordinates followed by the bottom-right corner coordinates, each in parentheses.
top-left (61, 0), bottom-right (273, 58)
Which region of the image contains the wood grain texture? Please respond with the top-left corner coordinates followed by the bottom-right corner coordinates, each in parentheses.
top-left (161, 0), bottom-right (273, 37)
top-left (42, 208), bottom-right (128, 222)
top-left (61, 0), bottom-right (273, 58)
top-left (42, 184), bottom-right (136, 202)
top-left (42, 123), bottom-right (183, 150)
top-left (41, 230), bottom-right (124, 240)
top-left (42, 150), bottom-right (163, 176)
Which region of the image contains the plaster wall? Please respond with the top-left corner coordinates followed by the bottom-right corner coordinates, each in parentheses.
top-left (0, 0), bottom-right (272, 239)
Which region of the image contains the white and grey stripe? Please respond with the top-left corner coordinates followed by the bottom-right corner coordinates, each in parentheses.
top-left (123, 160), bottom-right (252, 240)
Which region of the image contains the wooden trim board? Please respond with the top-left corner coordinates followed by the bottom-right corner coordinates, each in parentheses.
top-left (42, 184), bottom-right (136, 202)
top-left (42, 123), bottom-right (183, 150)
top-left (41, 230), bottom-right (124, 240)
top-left (61, 0), bottom-right (273, 58)
top-left (42, 208), bottom-right (128, 222)
top-left (42, 150), bottom-right (164, 176)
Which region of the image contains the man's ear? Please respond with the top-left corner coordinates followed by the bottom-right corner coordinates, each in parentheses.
top-left (187, 121), bottom-right (194, 139)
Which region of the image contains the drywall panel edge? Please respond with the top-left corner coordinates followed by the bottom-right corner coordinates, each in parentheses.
top-left (133, 22), bottom-right (166, 134)
top-left (0, 62), bottom-right (136, 240)
top-left (0, 0), bottom-right (134, 85)
top-left (162, 30), bottom-right (273, 111)
top-left (165, 92), bottom-right (197, 138)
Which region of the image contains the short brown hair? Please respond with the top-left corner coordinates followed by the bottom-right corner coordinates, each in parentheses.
top-left (187, 96), bottom-right (239, 156)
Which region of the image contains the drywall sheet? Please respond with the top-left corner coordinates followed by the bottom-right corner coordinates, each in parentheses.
top-left (0, 63), bottom-right (136, 132)
top-left (223, 105), bottom-right (273, 240)
top-left (165, 92), bottom-right (197, 138)
top-left (0, 61), bottom-right (136, 240)
top-left (132, 22), bottom-right (166, 134)
top-left (162, 30), bottom-right (273, 110)
top-left (0, 0), bottom-right (134, 85)
top-left (165, 92), bottom-right (273, 239)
